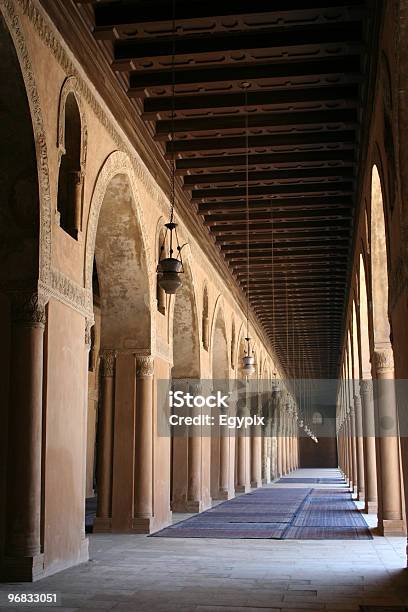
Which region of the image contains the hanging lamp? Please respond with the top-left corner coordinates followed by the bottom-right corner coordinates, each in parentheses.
top-left (157, 0), bottom-right (186, 295)
top-left (240, 82), bottom-right (256, 377)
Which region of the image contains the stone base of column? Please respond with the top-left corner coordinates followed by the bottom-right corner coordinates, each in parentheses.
top-left (1, 553), bottom-right (45, 582)
top-left (172, 499), bottom-right (208, 513)
top-left (93, 517), bottom-right (112, 533)
top-left (378, 519), bottom-right (406, 536)
top-left (251, 480), bottom-right (263, 489)
top-left (364, 501), bottom-right (378, 514)
top-left (262, 477), bottom-right (271, 485)
top-left (131, 515), bottom-right (154, 534)
top-left (356, 489), bottom-right (365, 502)
top-left (213, 488), bottom-right (234, 501)
top-left (235, 484), bottom-right (251, 494)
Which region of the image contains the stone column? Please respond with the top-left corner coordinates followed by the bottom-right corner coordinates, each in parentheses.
top-left (133, 356), bottom-right (154, 532)
top-left (283, 414), bottom-right (289, 475)
top-left (354, 392), bottom-right (365, 501)
top-left (373, 348), bottom-right (404, 535)
top-left (250, 393), bottom-right (262, 488)
top-left (345, 416), bottom-right (352, 486)
top-left (94, 350), bottom-right (116, 531)
top-left (360, 377), bottom-right (377, 513)
top-left (262, 416), bottom-right (272, 483)
top-left (349, 401), bottom-right (358, 496)
top-left (5, 292), bottom-right (46, 581)
top-left (236, 401), bottom-right (251, 493)
top-left (277, 410), bottom-right (283, 477)
top-left (186, 382), bottom-right (204, 511)
top-left (216, 408), bottom-right (233, 499)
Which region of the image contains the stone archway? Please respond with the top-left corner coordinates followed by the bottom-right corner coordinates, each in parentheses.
top-left (86, 157), bottom-right (155, 534)
top-left (210, 299), bottom-right (234, 500)
top-left (0, 8), bottom-right (45, 581)
top-left (369, 164), bottom-right (404, 534)
top-left (170, 258), bottom-right (202, 512)
top-left (358, 256), bottom-right (378, 514)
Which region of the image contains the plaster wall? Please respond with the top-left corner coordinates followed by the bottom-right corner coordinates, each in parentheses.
top-left (43, 298), bottom-right (88, 577)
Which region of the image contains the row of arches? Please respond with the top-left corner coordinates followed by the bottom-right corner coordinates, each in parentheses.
top-left (0, 5), bottom-right (296, 581)
top-left (337, 164), bottom-right (406, 535)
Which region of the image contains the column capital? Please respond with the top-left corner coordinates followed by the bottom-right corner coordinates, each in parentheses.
top-left (101, 350), bottom-right (116, 377)
top-left (9, 290), bottom-right (47, 325)
top-left (360, 378), bottom-right (372, 395)
top-left (136, 355), bottom-right (154, 378)
top-left (85, 318), bottom-right (94, 346)
top-left (373, 346), bottom-right (394, 374)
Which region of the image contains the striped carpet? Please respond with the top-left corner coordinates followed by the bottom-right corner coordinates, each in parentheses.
top-left (152, 487), bottom-right (372, 540)
top-left (278, 477), bottom-right (347, 484)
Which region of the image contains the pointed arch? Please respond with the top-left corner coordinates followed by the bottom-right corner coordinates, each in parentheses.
top-left (210, 295), bottom-right (229, 381)
top-left (171, 257), bottom-right (201, 379)
top-left (370, 164), bottom-right (391, 348)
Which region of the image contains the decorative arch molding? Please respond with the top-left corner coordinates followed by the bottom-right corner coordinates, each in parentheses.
top-left (235, 320), bottom-right (247, 373)
top-left (209, 294), bottom-right (229, 378)
top-left (84, 150), bottom-right (155, 332)
top-left (0, 0), bottom-right (52, 286)
top-left (57, 76), bottom-right (88, 171)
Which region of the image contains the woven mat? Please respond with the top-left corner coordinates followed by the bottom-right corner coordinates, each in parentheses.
top-left (152, 487), bottom-right (372, 540)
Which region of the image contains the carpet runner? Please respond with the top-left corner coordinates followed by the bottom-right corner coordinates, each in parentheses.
top-left (278, 477), bottom-right (346, 484)
top-left (152, 487), bottom-right (372, 540)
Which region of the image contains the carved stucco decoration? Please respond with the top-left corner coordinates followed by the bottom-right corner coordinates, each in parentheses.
top-left (0, 0), bottom-right (52, 285)
top-left (84, 150), bottom-right (155, 347)
top-left (136, 355), bottom-right (154, 378)
top-left (9, 289), bottom-right (47, 324)
top-left (16, 0), bottom-right (170, 217)
top-left (100, 350), bottom-right (116, 378)
top-left (373, 346), bottom-right (395, 374)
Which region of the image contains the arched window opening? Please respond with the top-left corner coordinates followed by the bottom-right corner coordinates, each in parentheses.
top-left (202, 285), bottom-right (209, 351)
top-left (57, 92), bottom-right (83, 239)
top-left (156, 228), bottom-right (166, 315)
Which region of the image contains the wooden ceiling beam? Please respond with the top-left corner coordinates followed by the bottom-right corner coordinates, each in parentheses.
top-left (205, 206), bottom-right (352, 224)
top-left (156, 109), bottom-right (358, 139)
top-left (144, 85), bottom-right (359, 117)
top-left (199, 195), bottom-right (353, 213)
top-left (192, 182), bottom-right (354, 200)
top-left (115, 24), bottom-right (362, 64)
top-left (166, 130), bottom-right (356, 154)
top-left (128, 56), bottom-right (361, 91)
top-left (93, 0), bottom-right (365, 28)
top-left (184, 166), bottom-right (354, 188)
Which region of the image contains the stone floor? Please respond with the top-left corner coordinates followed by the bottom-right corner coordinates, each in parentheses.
top-left (1, 469), bottom-right (407, 612)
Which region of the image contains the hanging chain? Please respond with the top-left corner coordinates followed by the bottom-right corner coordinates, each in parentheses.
top-left (245, 86), bottom-right (250, 341)
top-left (170, 0), bottom-right (176, 224)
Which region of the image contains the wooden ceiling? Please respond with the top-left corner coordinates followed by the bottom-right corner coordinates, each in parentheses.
top-left (69, 0), bottom-right (381, 378)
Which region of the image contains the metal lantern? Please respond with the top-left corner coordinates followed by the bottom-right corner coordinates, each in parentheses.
top-left (242, 337), bottom-right (256, 376)
top-left (156, 8), bottom-right (187, 296)
top-left (157, 221), bottom-right (185, 295)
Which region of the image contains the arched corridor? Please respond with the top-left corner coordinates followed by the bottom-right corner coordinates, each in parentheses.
top-left (1, 1), bottom-right (408, 609)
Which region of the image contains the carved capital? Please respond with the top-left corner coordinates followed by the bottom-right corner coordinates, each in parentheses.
top-left (373, 347), bottom-right (394, 375)
top-left (360, 379), bottom-right (372, 396)
top-left (136, 355), bottom-right (154, 378)
top-left (85, 318), bottom-right (93, 346)
top-left (9, 291), bottom-right (47, 325)
top-left (101, 350), bottom-right (116, 377)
